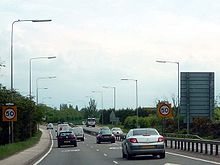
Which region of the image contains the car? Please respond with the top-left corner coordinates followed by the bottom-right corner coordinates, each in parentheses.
top-left (96, 129), bottom-right (115, 144)
top-left (46, 123), bottom-right (54, 129)
top-left (56, 123), bottom-right (70, 136)
top-left (71, 127), bottom-right (85, 141)
top-left (122, 128), bottom-right (165, 160)
top-left (111, 127), bottom-right (123, 136)
top-left (57, 130), bottom-right (77, 148)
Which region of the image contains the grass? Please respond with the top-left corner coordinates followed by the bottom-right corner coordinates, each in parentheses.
top-left (0, 130), bottom-right (42, 160)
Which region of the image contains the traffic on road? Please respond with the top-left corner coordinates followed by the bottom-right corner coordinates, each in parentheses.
top-left (35, 124), bottom-right (220, 165)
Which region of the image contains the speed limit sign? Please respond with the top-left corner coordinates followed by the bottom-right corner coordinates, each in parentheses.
top-left (157, 102), bottom-right (173, 118)
top-left (2, 106), bottom-right (17, 122)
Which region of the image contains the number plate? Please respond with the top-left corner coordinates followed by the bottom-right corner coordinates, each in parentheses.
top-left (142, 145), bottom-right (155, 149)
top-left (64, 141), bottom-right (70, 143)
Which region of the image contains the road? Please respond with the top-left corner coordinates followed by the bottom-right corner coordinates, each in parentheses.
top-left (37, 128), bottom-right (220, 165)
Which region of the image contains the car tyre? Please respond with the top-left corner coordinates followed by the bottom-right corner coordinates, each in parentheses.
top-left (160, 152), bottom-right (165, 159)
top-left (111, 140), bottom-right (115, 143)
top-left (82, 137), bottom-right (84, 141)
top-left (74, 142), bottom-right (77, 147)
top-left (58, 143), bottom-right (61, 148)
top-left (126, 148), bottom-right (132, 160)
top-left (97, 139), bottom-right (100, 144)
top-left (122, 149), bottom-right (126, 158)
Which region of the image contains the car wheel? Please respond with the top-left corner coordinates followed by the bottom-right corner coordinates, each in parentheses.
top-left (111, 140), bottom-right (115, 143)
top-left (126, 147), bottom-right (132, 160)
top-left (74, 142), bottom-right (77, 147)
top-left (122, 149), bottom-right (126, 158)
top-left (97, 139), bottom-right (100, 144)
top-left (58, 143), bottom-right (61, 148)
top-left (160, 152), bottom-right (165, 159)
top-left (82, 138), bottom-right (84, 141)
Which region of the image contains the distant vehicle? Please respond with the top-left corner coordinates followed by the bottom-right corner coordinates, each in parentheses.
top-left (122, 128), bottom-right (165, 160)
top-left (46, 123), bottom-right (54, 130)
top-left (86, 118), bottom-right (96, 127)
top-left (100, 127), bottom-right (110, 131)
top-left (111, 127), bottom-right (123, 136)
top-left (71, 127), bottom-right (85, 141)
top-left (56, 123), bottom-right (70, 136)
top-left (96, 129), bottom-right (115, 144)
top-left (57, 130), bottom-right (77, 148)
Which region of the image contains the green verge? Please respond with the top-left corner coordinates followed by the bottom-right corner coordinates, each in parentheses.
top-left (0, 130), bottom-right (42, 160)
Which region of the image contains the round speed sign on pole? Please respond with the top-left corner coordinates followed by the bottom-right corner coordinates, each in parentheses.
top-left (2, 106), bottom-right (17, 122)
top-left (157, 102), bottom-right (173, 118)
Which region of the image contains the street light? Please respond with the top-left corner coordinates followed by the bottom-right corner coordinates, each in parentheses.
top-left (156, 60), bottom-right (180, 132)
top-left (36, 76), bottom-right (56, 104)
top-left (102, 86), bottom-right (116, 110)
top-left (121, 78), bottom-right (139, 128)
top-left (29, 56), bottom-right (56, 99)
top-left (11, 19), bottom-right (52, 91)
top-left (92, 91), bottom-right (104, 125)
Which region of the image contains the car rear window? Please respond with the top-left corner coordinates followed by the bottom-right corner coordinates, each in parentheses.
top-left (133, 129), bottom-right (158, 136)
top-left (59, 132), bottom-right (73, 136)
top-left (101, 130), bottom-right (111, 134)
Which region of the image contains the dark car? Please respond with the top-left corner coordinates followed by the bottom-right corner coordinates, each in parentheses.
top-left (96, 129), bottom-right (115, 144)
top-left (57, 130), bottom-right (77, 148)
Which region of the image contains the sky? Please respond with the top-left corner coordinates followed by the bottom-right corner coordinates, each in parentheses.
top-left (0, 0), bottom-right (220, 110)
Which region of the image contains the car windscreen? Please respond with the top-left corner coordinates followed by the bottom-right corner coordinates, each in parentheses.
top-left (133, 129), bottom-right (158, 136)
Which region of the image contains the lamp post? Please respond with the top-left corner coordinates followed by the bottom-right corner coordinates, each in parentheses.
top-left (36, 76), bottom-right (56, 104)
top-left (29, 56), bottom-right (56, 99)
top-left (11, 19), bottom-right (52, 91)
top-left (10, 19), bottom-right (51, 144)
top-left (156, 60), bottom-right (180, 132)
top-left (92, 91), bottom-right (104, 125)
top-left (103, 86), bottom-right (116, 110)
top-left (121, 78), bottom-right (138, 128)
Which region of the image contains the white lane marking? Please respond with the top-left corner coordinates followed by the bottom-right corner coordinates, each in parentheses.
top-left (61, 149), bottom-right (80, 152)
top-left (109, 147), bottom-right (122, 150)
top-left (104, 153), bottom-right (108, 157)
top-left (113, 161), bottom-right (118, 164)
top-left (166, 151), bottom-right (220, 165)
top-left (96, 149), bottom-right (99, 152)
top-left (90, 146), bottom-right (94, 148)
top-left (164, 164), bottom-right (180, 165)
top-left (33, 130), bottom-right (53, 165)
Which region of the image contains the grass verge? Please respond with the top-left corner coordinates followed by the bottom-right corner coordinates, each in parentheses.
top-left (0, 130), bottom-right (42, 160)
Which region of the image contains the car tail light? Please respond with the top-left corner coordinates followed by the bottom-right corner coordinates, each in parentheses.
top-left (158, 136), bottom-right (164, 142)
top-left (129, 138), bottom-right (138, 143)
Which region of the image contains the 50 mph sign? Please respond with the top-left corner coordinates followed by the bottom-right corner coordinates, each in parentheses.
top-left (2, 106), bottom-right (17, 122)
top-left (157, 102), bottom-right (173, 118)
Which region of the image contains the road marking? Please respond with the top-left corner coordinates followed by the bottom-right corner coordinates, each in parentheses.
top-left (61, 149), bottom-right (80, 152)
top-left (33, 130), bottom-right (53, 165)
top-left (90, 146), bottom-right (94, 148)
top-left (113, 161), bottom-right (118, 164)
top-left (164, 163), bottom-right (180, 165)
top-left (96, 149), bottom-right (99, 152)
top-left (104, 153), bottom-right (108, 157)
top-left (166, 152), bottom-right (220, 165)
top-left (109, 146), bottom-right (122, 150)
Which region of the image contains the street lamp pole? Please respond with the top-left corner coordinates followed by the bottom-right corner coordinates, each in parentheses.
top-left (11, 19), bottom-right (52, 91)
top-left (10, 19), bottom-right (51, 144)
top-left (156, 60), bottom-right (180, 132)
top-left (29, 56), bottom-right (56, 99)
top-left (36, 76), bottom-right (56, 104)
top-left (103, 86), bottom-right (116, 110)
top-left (121, 78), bottom-right (138, 128)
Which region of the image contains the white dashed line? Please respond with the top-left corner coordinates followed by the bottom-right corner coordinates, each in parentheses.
top-left (113, 161), bottom-right (118, 164)
top-left (104, 153), bottom-right (108, 157)
top-left (96, 149), bottom-right (99, 152)
top-left (61, 149), bottom-right (80, 152)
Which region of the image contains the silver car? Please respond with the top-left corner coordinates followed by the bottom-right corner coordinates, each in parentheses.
top-left (122, 128), bottom-right (165, 159)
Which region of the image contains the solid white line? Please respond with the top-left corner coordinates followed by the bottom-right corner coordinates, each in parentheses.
top-left (33, 131), bottom-right (53, 165)
top-left (166, 151), bottom-right (220, 165)
top-left (104, 153), bottom-right (108, 157)
top-left (113, 161), bottom-right (118, 164)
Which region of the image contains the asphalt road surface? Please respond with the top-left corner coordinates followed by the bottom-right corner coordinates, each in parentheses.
top-left (37, 129), bottom-right (220, 165)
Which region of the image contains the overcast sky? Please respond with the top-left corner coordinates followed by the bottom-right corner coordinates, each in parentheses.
top-left (0, 0), bottom-right (220, 109)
